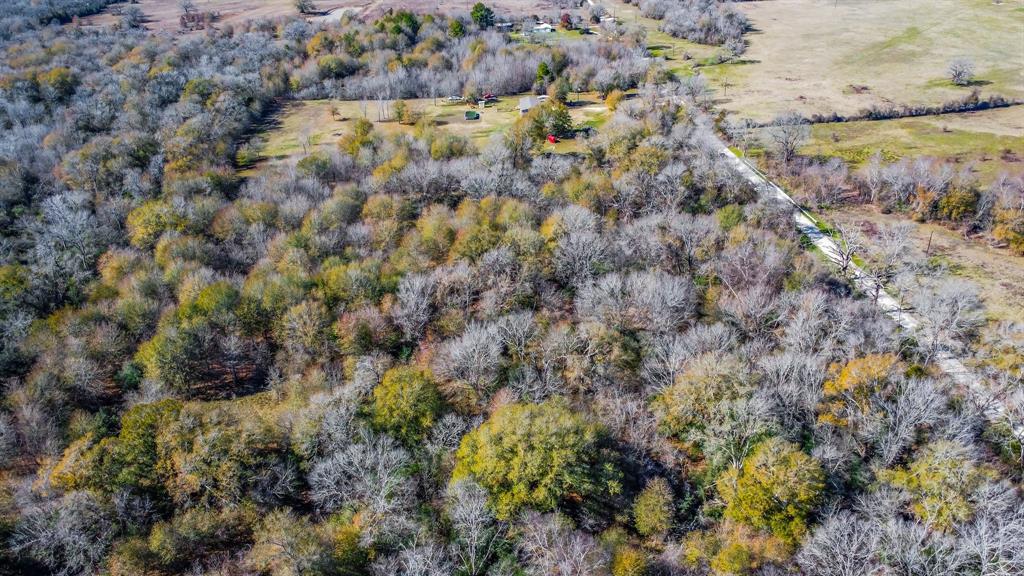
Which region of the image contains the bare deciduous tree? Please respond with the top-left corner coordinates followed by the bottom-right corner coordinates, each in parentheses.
top-left (447, 480), bottom-right (504, 576)
top-left (308, 429), bottom-right (412, 516)
top-left (294, 0), bottom-right (318, 14)
top-left (518, 513), bottom-right (611, 576)
top-left (765, 111), bottom-right (811, 164)
top-left (832, 221), bottom-right (864, 276)
top-left (913, 281), bottom-right (984, 360)
top-left (12, 492), bottom-right (116, 576)
top-left (797, 511), bottom-right (879, 576)
top-left (948, 58), bottom-right (976, 86)
top-left (393, 273), bottom-right (436, 341)
top-left (433, 323), bottom-right (502, 399)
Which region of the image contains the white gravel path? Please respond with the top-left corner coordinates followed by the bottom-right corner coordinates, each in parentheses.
top-left (716, 143), bottom-right (1023, 440)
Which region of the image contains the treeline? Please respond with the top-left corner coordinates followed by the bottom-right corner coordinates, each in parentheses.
top-left (288, 11), bottom-right (650, 101)
top-left (803, 90), bottom-right (1020, 124)
top-left (853, 156), bottom-right (1024, 253)
top-left (0, 0), bottom-right (115, 36)
top-left (635, 0), bottom-right (748, 52)
top-left (729, 109), bottom-right (1024, 255)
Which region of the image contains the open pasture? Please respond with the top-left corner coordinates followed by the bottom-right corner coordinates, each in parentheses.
top-left (800, 106), bottom-right (1024, 184)
top-left (703, 0), bottom-right (1024, 122)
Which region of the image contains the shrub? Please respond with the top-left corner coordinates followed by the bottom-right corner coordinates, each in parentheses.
top-left (606, 89), bottom-right (625, 111)
top-left (937, 188), bottom-right (977, 222)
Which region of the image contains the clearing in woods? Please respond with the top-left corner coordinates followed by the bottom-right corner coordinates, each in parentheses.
top-left (602, 0), bottom-right (722, 72)
top-left (242, 94), bottom-right (609, 174)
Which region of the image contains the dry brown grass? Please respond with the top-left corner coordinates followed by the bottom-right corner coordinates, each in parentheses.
top-left (702, 0), bottom-right (1024, 122)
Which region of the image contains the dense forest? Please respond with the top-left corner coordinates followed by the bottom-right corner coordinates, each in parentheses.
top-left (0, 1), bottom-right (1022, 575)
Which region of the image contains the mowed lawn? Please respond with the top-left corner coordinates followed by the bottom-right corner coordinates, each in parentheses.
top-left (800, 107), bottom-right (1024, 184)
top-left (703, 0), bottom-right (1024, 122)
top-left (244, 94), bottom-right (609, 173)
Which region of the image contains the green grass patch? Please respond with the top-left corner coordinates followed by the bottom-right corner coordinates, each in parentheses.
top-left (801, 112), bottom-right (1024, 184)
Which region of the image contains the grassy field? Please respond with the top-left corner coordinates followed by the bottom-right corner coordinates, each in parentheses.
top-left (703, 0), bottom-right (1024, 122)
top-left (243, 94), bottom-right (609, 173)
top-left (826, 204), bottom-right (1024, 327)
top-left (82, 0), bottom-right (347, 30)
top-left (800, 106), bottom-right (1024, 184)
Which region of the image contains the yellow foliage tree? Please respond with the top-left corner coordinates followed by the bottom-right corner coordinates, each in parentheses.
top-left (818, 353), bottom-right (899, 428)
top-left (718, 437), bottom-right (824, 546)
top-left (879, 440), bottom-right (993, 531)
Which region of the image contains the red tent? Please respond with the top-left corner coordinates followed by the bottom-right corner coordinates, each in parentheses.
top-left (547, 134), bottom-right (558, 144)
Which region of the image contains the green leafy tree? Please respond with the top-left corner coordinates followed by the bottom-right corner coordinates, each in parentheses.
top-left (448, 18), bottom-right (466, 38)
top-left (612, 546), bottom-right (649, 576)
top-left (547, 76), bottom-right (571, 103)
top-left (452, 400), bottom-right (610, 519)
top-left (317, 55), bottom-right (352, 79)
top-left (633, 477), bottom-right (673, 537)
top-left (247, 510), bottom-right (367, 576)
top-left (605, 89), bottom-right (625, 111)
top-left (156, 405), bottom-right (292, 508)
top-left (148, 506), bottom-right (256, 570)
top-left (470, 3), bottom-right (495, 28)
top-left (369, 366), bottom-right (444, 444)
top-left (37, 67), bottom-right (77, 101)
top-left (536, 61), bottom-right (551, 83)
top-left (520, 102), bottom-right (575, 142)
top-left (50, 399), bottom-right (183, 500)
top-left (718, 437), bottom-right (824, 545)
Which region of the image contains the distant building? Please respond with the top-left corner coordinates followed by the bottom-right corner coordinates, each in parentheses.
top-left (532, 23), bottom-right (555, 34)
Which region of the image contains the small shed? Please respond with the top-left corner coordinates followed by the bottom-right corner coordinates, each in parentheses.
top-left (464, 110), bottom-right (480, 120)
top-left (532, 23), bottom-right (555, 33)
